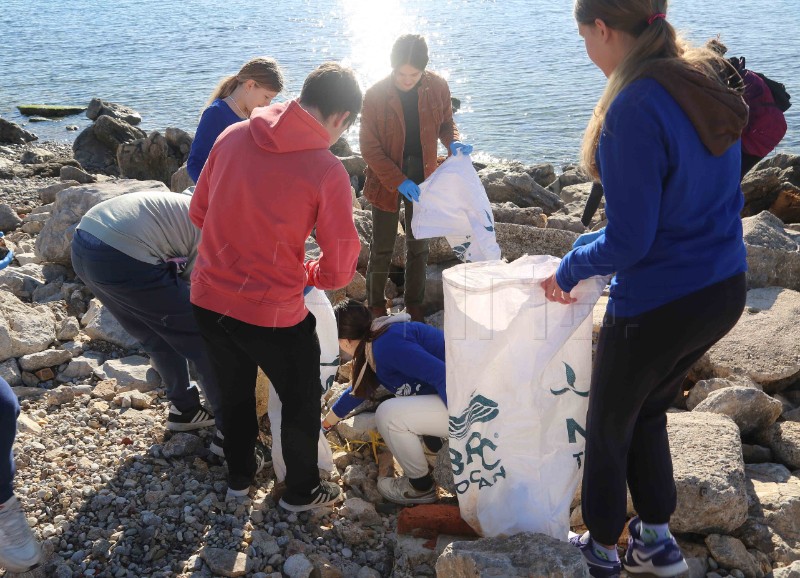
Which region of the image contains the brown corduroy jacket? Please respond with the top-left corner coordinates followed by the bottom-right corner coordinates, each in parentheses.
top-left (359, 71), bottom-right (460, 212)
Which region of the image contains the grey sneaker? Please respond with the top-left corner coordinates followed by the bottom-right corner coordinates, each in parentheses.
top-left (279, 480), bottom-right (343, 512)
top-left (377, 476), bottom-right (437, 505)
top-left (0, 495), bottom-right (42, 573)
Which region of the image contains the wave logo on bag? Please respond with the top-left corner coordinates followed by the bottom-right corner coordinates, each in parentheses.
top-left (448, 393), bottom-right (506, 495)
top-left (449, 394), bottom-right (499, 440)
top-left (549, 362), bottom-right (588, 398)
top-left (483, 210), bottom-right (494, 233)
top-left (320, 356), bottom-right (339, 392)
top-left (452, 239), bottom-right (472, 262)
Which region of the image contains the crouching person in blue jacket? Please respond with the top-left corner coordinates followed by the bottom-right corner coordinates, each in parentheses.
top-left (323, 299), bottom-right (446, 505)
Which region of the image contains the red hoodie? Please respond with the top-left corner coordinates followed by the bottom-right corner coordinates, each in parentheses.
top-left (190, 100), bottom-right (360, 328)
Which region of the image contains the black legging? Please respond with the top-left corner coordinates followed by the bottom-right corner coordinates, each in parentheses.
top-left (581, 273), bottom-right (746, 545)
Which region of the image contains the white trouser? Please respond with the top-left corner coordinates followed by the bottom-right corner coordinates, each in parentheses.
top-left (270, 288), bottom-right (337, 482)
top-left (376, 395), bottom-right (449, 479)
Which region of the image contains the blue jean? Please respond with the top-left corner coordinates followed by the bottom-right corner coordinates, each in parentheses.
top-left (0, 377), bottom-right (18, 503)
top-left (71, 230), bottom-right (223, 431)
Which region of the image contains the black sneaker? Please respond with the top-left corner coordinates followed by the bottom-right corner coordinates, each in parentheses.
top-left (209, 429), bottom-right (224, 457)
top-left (279, 480), bottom-right (343, 512)
top-left (225, 441), bottom-right (268, 499)
top-left (167, 404), bottom-right (215, 431)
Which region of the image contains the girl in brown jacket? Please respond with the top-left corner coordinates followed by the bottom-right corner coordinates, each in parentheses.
top-left (360, 34), bottom-right (472, 321)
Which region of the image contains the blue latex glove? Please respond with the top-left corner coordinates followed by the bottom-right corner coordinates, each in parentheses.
top-left (449, 141), bottom-right (473, 156)
top-left (398, 179), bottom-right (421, 203)
top-left (572, 228), bottom-right (605, 249)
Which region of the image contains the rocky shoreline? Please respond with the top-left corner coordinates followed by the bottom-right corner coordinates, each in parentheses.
top-left (0, 103), bottom-right (799, 577)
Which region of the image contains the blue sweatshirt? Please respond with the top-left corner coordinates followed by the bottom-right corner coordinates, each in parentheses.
top-left (186, 99), bottom-right (242, 183)
top-left (331, 322), bottom-right (446, 419)
top-left (556, 78), bottom-right (747, 317)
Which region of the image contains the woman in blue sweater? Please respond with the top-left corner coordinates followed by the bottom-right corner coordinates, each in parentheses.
top-left (323, 300), bottom-right (446, 505)
top-left (542, 1), bottom-right (748, 577)
top-left (186, 57), bottom-right (284, 183)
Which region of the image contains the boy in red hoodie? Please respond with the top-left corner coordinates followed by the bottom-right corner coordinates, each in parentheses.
top-left (190, 62), bottom-right (362, 511)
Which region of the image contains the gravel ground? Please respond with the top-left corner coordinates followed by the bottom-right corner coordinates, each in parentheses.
top-left (5, 388), bottom-right (399, 577)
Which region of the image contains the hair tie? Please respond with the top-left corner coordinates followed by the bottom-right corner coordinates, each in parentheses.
top-left (648, 13), bottom-right (666, 25)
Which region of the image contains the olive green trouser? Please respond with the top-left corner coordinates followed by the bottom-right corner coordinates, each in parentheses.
top-left (366, 156), bottom-right (429, 307)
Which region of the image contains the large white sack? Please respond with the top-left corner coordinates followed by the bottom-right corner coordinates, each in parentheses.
top-left (412, 153), bottom-right (501, 262)
top-left (270, 287), bottom-right (336, 481)
top-left (443, 255), bottom-right (605, 538)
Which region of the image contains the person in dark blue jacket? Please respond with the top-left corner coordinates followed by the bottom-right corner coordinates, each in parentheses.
top-left (186, 57), bottom-right (284, 183)
top-left (541, 1), bottom-right (748, 577)
top-left (323, 300), bottom-right (446, 505)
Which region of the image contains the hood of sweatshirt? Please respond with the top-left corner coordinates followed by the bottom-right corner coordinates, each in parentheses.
top-left (249, 100), bottom-right (331, 154)
top-left (643, 58), bottom-right (748, 156)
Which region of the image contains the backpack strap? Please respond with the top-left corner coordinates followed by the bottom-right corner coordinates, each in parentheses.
top-left (581, 182), bottom-right (605, 227)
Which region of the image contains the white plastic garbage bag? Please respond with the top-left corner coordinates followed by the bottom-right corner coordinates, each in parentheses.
top-left (442, 255), bottom-right (605, 538)
top-left (412, 153), bottom-right (501, 263)
top-left (270, 287), bottom-right (337, 480)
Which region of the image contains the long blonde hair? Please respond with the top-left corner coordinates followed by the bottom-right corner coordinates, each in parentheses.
top-left (204, 57), bottom-right (284, 108)
top-left (575, 0), bottom-right (730, 178)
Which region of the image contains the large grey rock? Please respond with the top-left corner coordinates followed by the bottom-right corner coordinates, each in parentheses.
top-left (72, 127), bottom-right (117, 175)
top-left (0, 263), bottom-right (45, 298)
top-left (18, 349), bottom-right (72, 372)
top-left (170, 163), bottom-right (194, 192)
top-left (755, 422), bottom-right (800, 469)
top-left (34, 179), bottom-right (168, 264)
top-left (59, 355), bottom-right (101, 380)
top-left (742, 211), bottom-right (800, 291)
top-left (704, 535), bottom-right (760, 578)
top-left (774, 561), bottom-right (800, 577)
top-left (686, 378), bottom-right (760, 411)
top-left (0, 358), bottom-right (21, 386)
top-left (161, 432), bottom-right (203, 458)
top-left (199, 547), bottom-right (251, 577)
top-left (0, 292), bottom-right (56, 362)
top-left (283, 554), bottom-right (314, 578)
top-left (59, 166), bottom-right (94, 184)
top-left (92, 114), bottom-right (146, 150)
top-left (340, 155), bottom-right (367, 180)
top-left (100, 356), bottom-right (161, 393)
top-left (0, 118), bottom-right (36, 144)
top-left (692, 287), bottom-right (800, 394)
top-left (547, 168), bottom-right (592, 195)
top-left (38, 181), bottom-right (80, 204)
top-left (81, 299), bottom-right (139, 349)
top-left (118, 129), bottom-right (190, 186)
top-left (435, 532), bottom-right (590, 577)
top-left (741, 167), bottom-right (785, 217)
top-left (667, 412), bottom-right (748, 534)
top-left (73, 115), bottom-right (146, 175)
top-left (86, 99), bottom-right (142, 125)
top-left (491, 202), bottom-right (547, 228)
top-left (495, 222), bottom-right (577, 261)
top-left (693, 386), bottom-right (783, 435)
top-left (734, 464), bottom-right (800, 567)
top-left (336, 412), bottom-right (377, 442)
top-left (479, 168), bottom-right (564, 213)
top-left (0, 204), bottom-right (22, 232)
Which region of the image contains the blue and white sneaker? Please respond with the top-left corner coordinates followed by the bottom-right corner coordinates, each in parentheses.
top-left (623, 517), bottom-right (688, 577)
top-left (568, 531), bottom-right (622, 578)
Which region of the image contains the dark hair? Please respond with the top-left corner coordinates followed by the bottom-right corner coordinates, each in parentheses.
top-left (333, 299), bottom-right (388, 399)
top-left (299, 62), bottom-right (363, 129)
top-left (390, 34), bottom-right (429, 71)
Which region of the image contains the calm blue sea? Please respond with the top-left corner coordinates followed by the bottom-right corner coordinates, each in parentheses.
top-left (1, 0), bottom-right (798, 166)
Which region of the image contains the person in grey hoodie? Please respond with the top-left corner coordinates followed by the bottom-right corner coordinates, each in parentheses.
top-left (71, 191), bottom-right (222, 446)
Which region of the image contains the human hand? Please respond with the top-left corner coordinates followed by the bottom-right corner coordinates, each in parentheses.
top-left (572, 228), bottom-right (605, 249)
top-left (540, 273), bottom-right (576, 305)
top-left (449, 141), bottom-right (473, 156)
top-left (398, 179), bottom-right (421, 203)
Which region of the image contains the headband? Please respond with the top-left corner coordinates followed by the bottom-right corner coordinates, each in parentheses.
top-left (648, 13), bottom-right (667, 25)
